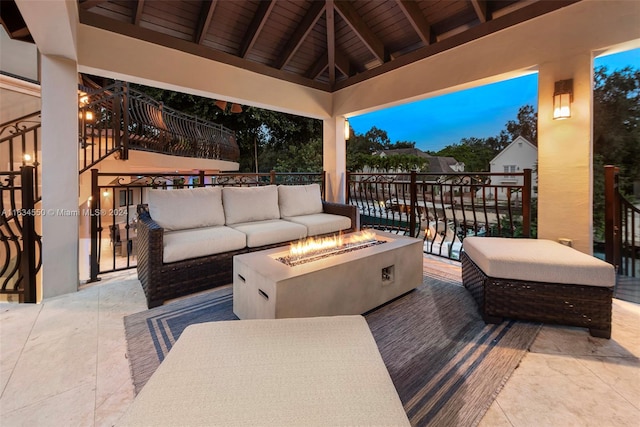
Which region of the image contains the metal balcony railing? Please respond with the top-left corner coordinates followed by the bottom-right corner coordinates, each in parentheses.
top-left (604, 166), bottom-right (639, 303)
top-left (347, 169), bottom-right (533, 260)
top-left (0, 166), bottom-right (40, 302)
top-left (78, 81), bottom-right (239, 174)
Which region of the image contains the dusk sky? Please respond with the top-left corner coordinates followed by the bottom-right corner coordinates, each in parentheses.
top-left (349, 48), bottom-right (640, 153)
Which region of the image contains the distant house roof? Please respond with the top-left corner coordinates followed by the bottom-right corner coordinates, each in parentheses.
top-left (375, 148), bottom-right (464, 174)
top-left (489, 135), bottom-right (537, 165)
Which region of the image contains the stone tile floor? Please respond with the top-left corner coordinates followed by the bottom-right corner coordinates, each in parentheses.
top-left (1, 256), bottom-right (638, 426)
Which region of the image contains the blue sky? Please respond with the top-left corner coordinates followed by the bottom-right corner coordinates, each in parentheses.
top-left (349, 48), bottom-right (640, 153)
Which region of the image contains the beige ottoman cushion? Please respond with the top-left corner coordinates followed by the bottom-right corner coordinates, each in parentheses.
top-left (462, 237), bottom-right (614, 287)
top-left (118, 316), bottom-right (409, 427)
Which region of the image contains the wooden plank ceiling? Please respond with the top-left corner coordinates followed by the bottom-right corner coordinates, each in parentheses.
top-left (73, 1), bottom-right (578, 91)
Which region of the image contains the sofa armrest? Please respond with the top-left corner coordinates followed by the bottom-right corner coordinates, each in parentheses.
top-left (136, 205), bottom-right (166, 306)
top-left (322, 201), bottom-right (359, 231)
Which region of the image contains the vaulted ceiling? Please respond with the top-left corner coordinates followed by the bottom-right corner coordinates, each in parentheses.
top-left (75, 0), bottom-right (579, 92)
top-left (1, 1), bottom-right (581, 92)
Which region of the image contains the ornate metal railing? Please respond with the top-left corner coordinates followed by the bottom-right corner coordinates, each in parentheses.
top-left (605, 165), bottom-right (639, 278)
top-left (88, 169), bottom-right (324, 281)
top-left (79, 82), bottom-right (239, 174)
top-left (79, 83), bottom-right (124, 173)
top-left (347, 170), bottom-right (533, 260)
top-left (0, 111), bottom-right (41, 201)
top-left (126, 86), bottom-right (240, 161)
top-left (0, 166), bottom-right (41, 302)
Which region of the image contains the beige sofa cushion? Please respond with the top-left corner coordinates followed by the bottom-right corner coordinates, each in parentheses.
top-left (284, 213), bottom-right (351, 236)
top-left (231, 219), bottom-right (307, 248)
top-left (277, 184), bottom-right (323, 217)
top-left (163, 226), bottom-right (246, 263)
top-left (462, 237), bottom-right (615, 287)
top-left (148, 187), bottom-right (225, 231)
top-left (223, 185), bottom-right (280, 225)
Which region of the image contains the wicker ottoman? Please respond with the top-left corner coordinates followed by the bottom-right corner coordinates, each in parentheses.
top-left (461, 237), bottom-right (614, 338)
top-left (118, 316), bottom-right (410, 426)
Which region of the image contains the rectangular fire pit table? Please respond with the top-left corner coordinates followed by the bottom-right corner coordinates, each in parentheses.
top-left (233, 230), bottom-right (423, 319)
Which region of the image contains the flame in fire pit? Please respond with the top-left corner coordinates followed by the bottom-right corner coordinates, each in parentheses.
top-left (279, 230), bottom-right (381, 266)
top-left (289, 230), bottom-right (376, 257)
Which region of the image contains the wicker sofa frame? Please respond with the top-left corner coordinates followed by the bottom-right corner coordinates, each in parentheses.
top-left (136, 202), bottom-right (358, 308)
top-left (460, 251), bottom-right (613, 338)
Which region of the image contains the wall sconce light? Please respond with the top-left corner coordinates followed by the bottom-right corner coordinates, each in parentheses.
top-left (102, 190), bottom-right (110, 197)
top-left (84, 110), bottom-right (94, 121)
top-left (553, 79), bottom-right (573, 120)
top-left (344, 118), bottom-right (350, 140)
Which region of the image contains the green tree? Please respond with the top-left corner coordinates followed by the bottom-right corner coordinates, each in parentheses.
top-left (364, 126), bottom-right (391, 149)
top-left (592, 65), bottom-right (640, 241)
top-left (500, 105), bottom-right (538, 145)
top-left (275, 138), bottom-right (322, 172)
top-left (436, 138), bottom-right (495, 172)
top-left (593, 66), bottom-right (640, 194)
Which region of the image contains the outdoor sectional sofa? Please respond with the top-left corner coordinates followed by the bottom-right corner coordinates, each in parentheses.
top-left (136, 183), bottom-right (358, 308)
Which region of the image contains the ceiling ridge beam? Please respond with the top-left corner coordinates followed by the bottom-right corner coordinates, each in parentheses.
top-left (471, 0), bottom-right (489, 23)
top-left (396, 0), bottom-right (431, 46)
top-left (133, 0), bottom-right (144, 25)
top-left (326, 0), bottom-right (336, 86)
top-left (194, 0), bottom-right (218, 44)
top-left (239, 0), bottom-right (276, 59)
top-left (275, 1), bottom-right (326, 70)
top-left (334, 0), bottom-right (388, 63)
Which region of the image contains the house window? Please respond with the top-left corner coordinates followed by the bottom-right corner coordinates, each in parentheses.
top-left (119, 189), bottom-right (134, 207)
top-left (504, 165), bottom-right (517, 177)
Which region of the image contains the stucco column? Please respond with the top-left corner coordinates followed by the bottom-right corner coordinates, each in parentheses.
top-left (40, 54), bottom-right (79, 298)
top-left (322, 117), bottom-right (347, 203)
top-left (537, 52), bottom-right (593, 254)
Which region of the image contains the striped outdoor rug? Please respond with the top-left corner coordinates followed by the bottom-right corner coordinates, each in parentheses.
top-left (124, 270), bottom-right (540, 426)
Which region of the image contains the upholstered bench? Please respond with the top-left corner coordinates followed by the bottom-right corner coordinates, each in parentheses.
top-left (461, 237), bottom-right (615, 338)
top-left (118, 316), bottom-right (410, 426)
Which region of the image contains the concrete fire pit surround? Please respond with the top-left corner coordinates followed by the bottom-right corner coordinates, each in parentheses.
top-left (233, 230), bottom-right (423, 319)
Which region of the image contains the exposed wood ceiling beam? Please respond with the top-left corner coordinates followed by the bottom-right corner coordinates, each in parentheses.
top-left (396, 0), bottom-right (431, 45)
top-left (79, 9), bottom-right (330, 91)
top-left (326, 1), bottom-right (336, 86)
top-left (9, 26), bottom-right (30, 39)
top-left (334, 0), bottom-right (580, 91)
top-left (0, 0), bottom-right (32, 42)
top-left (306, 51), bottom-right (328, 80)
top-left (275, 1), bottom-right (326, 70)
top-left (334, 0), bottom-right (388, 63)
top-left (239, 0), bottom-right (276, 58)
top-left (194, 0), bottom-right (217, 44)
top-left (79, 0), bottom-right (108, 10)
top-left (133, 0), bottom-right (144, 25)
top-left (334, 48), bottom-right (352, 77)
top-left (471, 0), bottom-right (488, 23)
